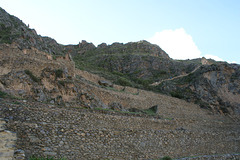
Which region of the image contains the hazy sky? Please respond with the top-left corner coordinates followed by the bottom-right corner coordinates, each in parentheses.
top-left (1, 0), bottom-right (239, 63)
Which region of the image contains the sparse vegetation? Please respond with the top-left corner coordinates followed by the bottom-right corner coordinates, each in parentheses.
top-left (115, 77), bottom-right (132, 87)
top-left (58, 80), bottom-right (65, 86)
top-left (94, 106), bottom-right (159, 116)
top-left (170, 90), bottom-right (184, 99)
top-left (0, 8), bottom-right (239, 160)
top-left (0, 90), bottom-right (22, 100)
top-left (29, 156), bottom-right (66, 160)
top-left (0, 90), bottom-right (8, 98)
top-left (142, 109), bottom-right (156, 116)
top-left (0, 23), bottom-right (12, 44)
top-left (55, 69), bottom-right (64, 79)
top-left (73, 47), bottom-right (202, 93)
top-left (52, 55), bottom-right (57, 60)
top-left (24, 70), bottom-right (40, 83)
top-left (160, 156), bottom-right (172, 160)
top-left (195, 100), bottom-right (211, 110)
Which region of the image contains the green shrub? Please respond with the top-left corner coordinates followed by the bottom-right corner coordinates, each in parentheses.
top-left (112, 71), bottom-right (124, 76)
top-left (0, 90), bottom-right (7, 98)
top-left (143, 109), bottom-right (156, 116)
top-left (55, 69), bottom-right (64, 79)
top-left (52, 55), bottom-right (56, 60)
top-left (159, 70), bottom-right (167, 74)
top-left (170, 90), bottom-right (184, 99)
top-left (24, 70), bottom-right (40, 83)
top-left (0, 23), bottom-right (12, 44)
top-left (115, 77), bottom-right (132, 86)
top-left (132, 78), bottom-right (153, 87)
top-left (0, 90), bottom-right (21, 99)
top-left (29, 156), bottom-right (66, 160)
top-left (160, 156), bottom-right (172, 160)
top-left (58, 80), bottom-right (65, 86)
top-left (195, 100), bottom-right (211, 109)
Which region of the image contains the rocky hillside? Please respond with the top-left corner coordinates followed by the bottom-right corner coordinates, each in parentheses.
top-left (73, 40), bottom-right (200, 87)
top-left (1, 6), bottom-right (240, 116)
top-left (155, 62), bottom-right (240, 115)
top-left (0, 43), bottom-right (239, 159)
top-left (72, 41), bottom-right (240, 116)
top-left (0, 7), bottom-right (65, 56)
top-left (0, 7), bottom-right (240, 160)
top-left (0, 43), bottom-right (107, 110)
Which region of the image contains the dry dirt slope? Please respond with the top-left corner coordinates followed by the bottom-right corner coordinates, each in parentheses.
top-left (0, 45), bottom-right (239, 160)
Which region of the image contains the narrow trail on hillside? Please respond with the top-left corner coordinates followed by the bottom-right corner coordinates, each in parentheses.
top-left (151, 65), bottom-right (201, 86)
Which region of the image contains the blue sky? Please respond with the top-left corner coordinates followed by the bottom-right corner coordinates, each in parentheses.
top-left (1, 0), bottom-right (239, 63)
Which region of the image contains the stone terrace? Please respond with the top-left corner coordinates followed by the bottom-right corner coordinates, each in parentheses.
top-left (0, 98), bottom-right (239, 160)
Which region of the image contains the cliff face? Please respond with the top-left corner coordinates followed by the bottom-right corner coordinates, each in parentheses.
top-left (156, 63), bottom-right (240, 115)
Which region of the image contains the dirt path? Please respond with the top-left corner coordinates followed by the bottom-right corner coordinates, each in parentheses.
top-left (151, 65), bottom-right (201, 86)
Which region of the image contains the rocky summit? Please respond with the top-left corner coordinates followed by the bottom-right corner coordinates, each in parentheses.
top-left (0, 7), bottom-right (240, 160)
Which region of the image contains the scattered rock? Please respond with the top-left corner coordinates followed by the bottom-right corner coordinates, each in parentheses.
top-left (109, 102), bottom-right (122, 111)
top-left (128, 108), bottom-right (144, 113)
top-left (44, 152), bottom-right (57, 156)
top-left (98, 80), bottom-right (113, 87)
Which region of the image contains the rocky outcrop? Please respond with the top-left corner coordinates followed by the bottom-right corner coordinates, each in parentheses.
top-left (156, 63), bottom-right (240, 115)
top-left (94, 54), bottom-right (198, 80)
top-left (98, 80), bottom-right (113, 87)
top-left (64, 40), bottom-right (96, 57)
top-left (0, 43), bottom-right (105, 109)
top-left (94, 40), bottom-right (170, 59)
top-left (0, 7), bottom-right (65, 56)
top-left (0, 68), bottom-right (106, 108)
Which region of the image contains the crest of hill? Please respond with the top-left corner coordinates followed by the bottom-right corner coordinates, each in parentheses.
top-left (0, 7), bottom-right (240, 116)
top-left (0, 7), bottom-right (240, 160)
top-left (0, 7), bottom-right (65, 56)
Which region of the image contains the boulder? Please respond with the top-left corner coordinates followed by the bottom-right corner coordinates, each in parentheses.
top-left (109, 102), bottom-right (122, 111)
top-left (98, 80), bottom-right (113, 87)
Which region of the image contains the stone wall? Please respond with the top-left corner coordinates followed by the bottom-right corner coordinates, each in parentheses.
top-left (1, 99), bottom-right (239, 160)
top-left (0, 118), bottom-right (23, 160)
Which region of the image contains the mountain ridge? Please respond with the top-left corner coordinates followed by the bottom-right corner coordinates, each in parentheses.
top-left (1, 6), bottom-right (240, 115)
top-left (0, 7), bottom-right (240, 160)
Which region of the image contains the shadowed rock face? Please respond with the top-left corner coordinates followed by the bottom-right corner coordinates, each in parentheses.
top-left (157, 63), bottom-right (240, 115)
